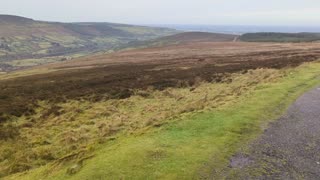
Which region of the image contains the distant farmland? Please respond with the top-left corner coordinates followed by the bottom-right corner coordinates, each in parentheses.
top-left (0, 15), bottom-right (178, 72)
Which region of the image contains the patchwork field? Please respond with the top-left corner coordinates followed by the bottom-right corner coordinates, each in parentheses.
top-left (0, 15), bottom-right (177, 72)
top-left (1, 35), bottom-right (320, 179)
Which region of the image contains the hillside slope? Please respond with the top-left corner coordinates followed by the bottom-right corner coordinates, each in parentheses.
top-left (2, 41), bottom-right (320, 178)
top-left (119, 32), bottom-right (238, 50)
top-left (155, 32), bottom-right (237, 43)
top-left (0, 15), bottom-right (177, 71)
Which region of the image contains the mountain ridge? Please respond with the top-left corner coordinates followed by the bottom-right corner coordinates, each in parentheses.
top-left (0, 14), bottom-right (34, 23)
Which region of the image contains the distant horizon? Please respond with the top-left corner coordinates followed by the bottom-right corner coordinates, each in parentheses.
top-left (2, 0), bottom-right (320, 26)
top-left (3, 14), bottom-right (320, 30)
top-left (3, 13), bottom-right (320, 35)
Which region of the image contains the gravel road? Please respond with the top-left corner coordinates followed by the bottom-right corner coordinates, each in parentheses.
top-left (227, 86), bottom-right (320, 179)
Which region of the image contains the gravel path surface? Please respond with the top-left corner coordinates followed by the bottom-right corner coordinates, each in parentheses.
top-left (227, 86), bottom-right (320, 179)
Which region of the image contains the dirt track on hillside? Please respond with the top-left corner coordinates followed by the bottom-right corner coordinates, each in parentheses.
top-left (227, 86), bottom-right (320, 179)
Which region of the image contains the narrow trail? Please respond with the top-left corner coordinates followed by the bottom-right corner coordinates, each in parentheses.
top-left (233, 36), bottom-right (239, 42)
top-left (227, 86), bottom-right (320, 179)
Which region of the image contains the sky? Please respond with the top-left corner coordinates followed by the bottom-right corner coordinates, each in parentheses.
top-left (2, 0), bottom-right (320, 26)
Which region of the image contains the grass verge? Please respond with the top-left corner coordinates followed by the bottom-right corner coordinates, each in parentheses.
top-left (5, 61), bottom-right (320, 179)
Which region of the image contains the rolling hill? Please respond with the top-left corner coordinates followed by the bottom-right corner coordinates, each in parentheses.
top-left (0, 15), bottom-right (178, 71)
top-left (118, 32), bottom-right (238, 50)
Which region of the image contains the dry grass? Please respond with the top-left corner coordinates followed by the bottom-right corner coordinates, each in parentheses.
top-left (0, 67), bottom-right (54, 81)
top-left (0, 68), bottom-right (285, 177)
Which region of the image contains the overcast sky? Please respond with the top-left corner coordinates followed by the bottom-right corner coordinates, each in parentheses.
top-left (2, 0), bottom-right (320, 26)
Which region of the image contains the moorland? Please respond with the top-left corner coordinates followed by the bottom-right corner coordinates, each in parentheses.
top-left (1, 17), bottom-right (320, 179)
